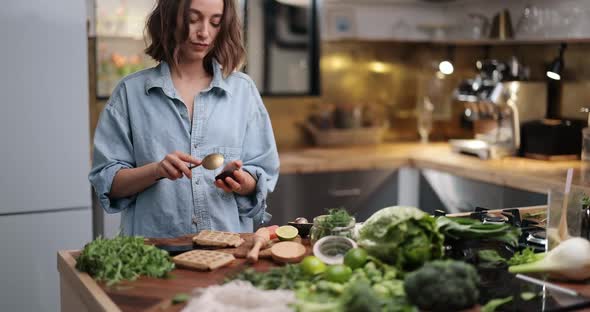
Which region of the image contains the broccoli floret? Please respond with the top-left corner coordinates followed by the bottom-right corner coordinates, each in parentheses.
top-left (341, 280), bottom-right (383, 312)
top-left (403, 260), bottom-right (480, 312)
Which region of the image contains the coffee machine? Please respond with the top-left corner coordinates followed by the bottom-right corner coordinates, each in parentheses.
top-left (450, 59), bottom-right (546, 159)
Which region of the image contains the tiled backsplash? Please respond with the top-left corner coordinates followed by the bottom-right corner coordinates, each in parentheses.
top-left (266, 41), bottom-right (590, 149)
top-left (92, 41), bottom-right (590, 150)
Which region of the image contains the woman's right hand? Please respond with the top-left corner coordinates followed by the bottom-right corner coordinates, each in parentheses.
top-left (155, 151), bottom-right (201, 180)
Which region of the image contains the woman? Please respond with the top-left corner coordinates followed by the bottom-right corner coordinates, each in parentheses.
top-left (89, 0), bottom-right (280, 238)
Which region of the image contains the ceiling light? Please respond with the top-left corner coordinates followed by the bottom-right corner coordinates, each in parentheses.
top-left (438, 45), bottom-right (455, 75)
top-left (368, 61), bottom-right (390, 73)
top-left (546, 43), bottom-right (566, 81)
top-left (546, 71), bottom-right (561, 81)
top-left (439, 60), bottom-right (454, 75)
top-left (275, 0), bottom-right (309, 8)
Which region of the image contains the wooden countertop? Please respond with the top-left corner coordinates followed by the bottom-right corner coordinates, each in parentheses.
top-left (59, 228), bottom-right (590, 312)
top-left (57, 234), bottom-right (312, 312)
top-left (279, 143), bottom-right (590, 194)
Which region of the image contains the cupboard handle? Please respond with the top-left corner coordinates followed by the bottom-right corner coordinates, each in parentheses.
top-left (328, 188), bottom-right (361, 197)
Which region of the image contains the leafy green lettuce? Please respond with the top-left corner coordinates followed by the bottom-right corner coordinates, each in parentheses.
top-left (436, 216), bottom-right (521, 247)
top-left (357, 206), bottom-right (444, 270)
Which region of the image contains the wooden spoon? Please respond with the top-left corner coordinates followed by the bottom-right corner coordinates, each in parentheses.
top-left (247, 227), bottom-right (270, 263)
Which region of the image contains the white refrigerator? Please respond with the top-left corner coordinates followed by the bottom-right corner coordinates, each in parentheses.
top-left (0, 1), bottom-right (93, 311)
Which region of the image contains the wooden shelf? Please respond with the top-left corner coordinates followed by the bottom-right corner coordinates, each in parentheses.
top-left (324, 37), bottom-right (590, 46)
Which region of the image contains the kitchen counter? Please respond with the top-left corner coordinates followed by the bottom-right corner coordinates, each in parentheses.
top-left (58, 226), bottom-right (590, 312)
top-left (279, 143), bottom-right (590, 194)
top-left (57, 233), bottom-right (300, 312)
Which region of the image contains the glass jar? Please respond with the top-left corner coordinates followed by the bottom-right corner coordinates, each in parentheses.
top-left (582, 127), bottom-right (590, 161)
top-left (309, 215), bottom-right (356, 246)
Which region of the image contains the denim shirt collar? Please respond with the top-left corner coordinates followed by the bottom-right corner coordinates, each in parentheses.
top-left (144, 60), bottom-right (231, 97)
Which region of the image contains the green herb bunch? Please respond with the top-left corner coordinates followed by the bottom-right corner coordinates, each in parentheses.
top-left (320, 208), bottom-right (354, 228)
top-left (229, 264), bottom-right (312, 290)
top-left (311, 208), bottom-right (355, 241)
top-left (75, 236), bottom-right (175, 285)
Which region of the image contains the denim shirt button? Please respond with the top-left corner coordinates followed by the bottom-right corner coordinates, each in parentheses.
top-left (192, 216), bottom-right (199, 224)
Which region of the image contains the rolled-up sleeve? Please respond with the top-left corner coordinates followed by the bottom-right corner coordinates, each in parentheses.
top-left (88, 84), bottom-right (136, 213)
top-left (236, 81), bottom-right (280, 219)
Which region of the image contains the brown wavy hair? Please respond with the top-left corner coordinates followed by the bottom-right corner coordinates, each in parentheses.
top-left (144, 0), bottom-right (246, 77)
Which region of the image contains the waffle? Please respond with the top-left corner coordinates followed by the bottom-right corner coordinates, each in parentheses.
top-left (173, 250), bottom-right (235, 271)
top-left (192, 230), bottom-right (244, 247)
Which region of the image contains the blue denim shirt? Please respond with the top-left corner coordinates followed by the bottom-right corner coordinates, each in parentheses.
top-left (89, 61), bottom-right (280, 238)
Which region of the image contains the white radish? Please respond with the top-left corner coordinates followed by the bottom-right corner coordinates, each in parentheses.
top-left (509, 237), bottom-right (590, 281)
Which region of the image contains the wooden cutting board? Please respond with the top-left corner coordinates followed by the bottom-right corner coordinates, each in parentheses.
top-left (146, 233), bottom-right (304, 259)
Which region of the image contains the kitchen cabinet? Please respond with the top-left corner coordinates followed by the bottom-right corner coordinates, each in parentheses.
top-left (322, 1), bottom-right (590, 44)
top-left (92, 0), bottom-right (156, 99)
top-left (266, 169), bottom-right (398, 224)
top-left (0, 1), bottom-right (92, 311)
top-left (419, 168), bottom-right (547, 214)
top-left (1, 210), bottom-right (92, 312)
top-left (267, 167), bottom-right (547, 226)
top-left (245, 0), bottom-right (320, 96)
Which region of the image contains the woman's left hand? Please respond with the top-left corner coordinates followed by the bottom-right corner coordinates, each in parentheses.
top-left (214, 160), bottom-right (256, 196)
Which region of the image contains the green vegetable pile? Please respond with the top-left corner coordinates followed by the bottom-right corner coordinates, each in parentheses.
top-left (481, 296), bottom-right (513, 312)
top-left (477, 249), bottom-right (507, 268)
top-left (230, 254), bottom-right (416, 312)
top-left (228, 206), bottom-right (534, 311)
top-left (436, 216), bottom-right (522, 247)
top-left (357, 206), bottom-right (444, 270)
top-left (507, 247), bottom-right (544, 266)
top-left (75, 236), bottom-right (175, 285)
top-left (230, 263), bottom-right (310, 290)
top-left (404, 260), bottom-right (480, 312)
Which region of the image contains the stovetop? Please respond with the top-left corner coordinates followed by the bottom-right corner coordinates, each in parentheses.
top-left (437, 206), bottom-right (547, 253)
top-left (438, 207), bottom-right (590, 311)
top-left (472, 207), bottom-right (547, 253)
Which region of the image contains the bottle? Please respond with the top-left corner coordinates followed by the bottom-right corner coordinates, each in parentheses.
top-left (582, 203), bottom-right (590, 240)
top-left (581, 108), bottom-right (590, 161)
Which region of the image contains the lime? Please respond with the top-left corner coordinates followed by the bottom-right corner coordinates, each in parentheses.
top-left (324, 264), bottom-right (352, 283)
top-left (343, 248), bottom-right (368, 270)
top-left (276, 225), bottom-right (298, 241)
top-left (300, 256), bottom-right (326, 275)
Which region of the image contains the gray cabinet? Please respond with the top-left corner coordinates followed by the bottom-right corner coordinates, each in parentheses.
top-left (267, 167), bottom-right (547, 226)
top-left (419, 168), bottom-right (547, 214)
top-left (267, 169), bottom-right (398, 224)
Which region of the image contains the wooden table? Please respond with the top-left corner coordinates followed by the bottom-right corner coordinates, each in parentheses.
top-left (58, 234), bottom-right (310, 312)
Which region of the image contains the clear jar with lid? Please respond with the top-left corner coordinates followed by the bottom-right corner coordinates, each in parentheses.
top-left (309, 215), bottom-right (356, 246)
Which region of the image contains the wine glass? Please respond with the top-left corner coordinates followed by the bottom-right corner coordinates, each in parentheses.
top-left (417, 97), bottom-right (434, 143)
